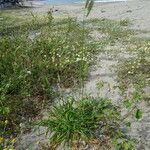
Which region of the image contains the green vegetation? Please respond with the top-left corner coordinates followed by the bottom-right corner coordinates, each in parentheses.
top-left (0, 12), bottom-right (96, 141)
top-left (117, 38), bottom-right (150, 104)
top-left (0, 7), bottom-right (149, 150)
top-left (0, 10), bottom-right (51, 35)
top-left (85, 18), bottom-right (134, 44)
top-left (39, 97), bottom-right (136, 150)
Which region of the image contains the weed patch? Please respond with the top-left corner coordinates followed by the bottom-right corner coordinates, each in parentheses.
top-left (0, 14), bottom-right (95, 141)
top-left (117, 40), bottom-right (150, 95)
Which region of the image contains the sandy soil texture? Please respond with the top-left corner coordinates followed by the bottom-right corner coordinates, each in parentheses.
top-left (31, 0), bottom-right (150, 31)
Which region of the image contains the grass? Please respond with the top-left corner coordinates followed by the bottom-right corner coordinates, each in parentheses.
top-left (117, 38), bottom-right (150, 96)
top-left (38, 97), bottom-right (136, 150)
top-left (85, 18), bottom-right (149, 101)
top-left (85, 18), bottom-right (134, 45)
top-left (0, 12), bottom-right (96, 141)
top-left (0, 9), bottom-right (53, 36)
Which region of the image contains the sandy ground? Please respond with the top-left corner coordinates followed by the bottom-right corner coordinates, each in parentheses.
top-left (30, 0), bottom-right (150, 31)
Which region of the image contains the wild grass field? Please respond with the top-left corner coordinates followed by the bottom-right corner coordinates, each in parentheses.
top-left (0, 7), bottom-right (150, 150)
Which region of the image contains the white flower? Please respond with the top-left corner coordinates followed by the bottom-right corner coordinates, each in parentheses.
top-left (27, 71), bottom-right (31, 74)
top-left (131, 66), bottom-right (135, 68)
top-left (76, 58), bottom-right (81, 61)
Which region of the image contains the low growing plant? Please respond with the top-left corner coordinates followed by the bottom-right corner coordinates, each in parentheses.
top-left (0, 13), bottom-right (95, 140)
top-left (117, 39), bottom-right (150, 96)
top-left (38, 97), bottom-right (136, 150)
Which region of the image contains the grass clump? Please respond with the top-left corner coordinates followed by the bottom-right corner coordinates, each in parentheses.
top-left (39, 97), bottom-right (136, 150)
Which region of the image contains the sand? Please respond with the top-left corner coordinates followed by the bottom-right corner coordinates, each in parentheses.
top-left (31, 0), bottom-right (150, 31)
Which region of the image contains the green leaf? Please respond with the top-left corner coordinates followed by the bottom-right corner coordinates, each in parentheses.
top-left (133, 92), bottom-right (142, 101)
top-left (85, 0), bottom-right (90, 8)
top-left (135, 109), bottom-right (143, 120)
top-left (123, 100), bottom-right (132, 109)
top-left (0, 106), bottom-right (10, 115)
top-left (85, 0), bottom-right (94, 17)
top-left (124, 142), bottom-right (130, 150)
top-left (125, 122), bottom-right (131, 127)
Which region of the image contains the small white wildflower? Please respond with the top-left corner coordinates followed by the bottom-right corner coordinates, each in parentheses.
top-left (131, 66), bottom-right (135, 69)
top-left (27, 71), bottom-right (31, 74)
top-left (76, 58), bottom-right (81, 61)
top-left (56, 54), bottom-right (61, 57)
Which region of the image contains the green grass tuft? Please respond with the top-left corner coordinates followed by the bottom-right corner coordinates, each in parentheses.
top-left (38, 97), bottom-right (121, 149)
